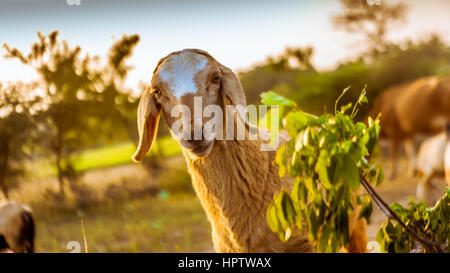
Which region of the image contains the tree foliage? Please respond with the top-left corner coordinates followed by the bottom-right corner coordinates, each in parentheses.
top-left (264, 89), bottom-right (382, 252)
top-left (0, 82), bottom-right (39, 198)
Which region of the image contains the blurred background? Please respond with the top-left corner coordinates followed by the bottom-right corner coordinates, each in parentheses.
top-left (0, 0), bottom-right (449, 252)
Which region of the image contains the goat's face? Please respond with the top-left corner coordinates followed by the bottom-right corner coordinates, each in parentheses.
top-left (132, 49), bottom-right (246, 161)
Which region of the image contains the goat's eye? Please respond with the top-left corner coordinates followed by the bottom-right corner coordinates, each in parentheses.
top-left (152, 88), bottom-right (161, 96)
top-left (212, 75), bottom-right (220, 84)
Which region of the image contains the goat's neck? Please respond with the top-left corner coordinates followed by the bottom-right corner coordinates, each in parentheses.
top-left (183, 138), bottom-right (278, 224)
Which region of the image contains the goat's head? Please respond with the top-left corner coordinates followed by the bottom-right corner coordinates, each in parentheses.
top-left (132, 49), bottom-right (246, 161)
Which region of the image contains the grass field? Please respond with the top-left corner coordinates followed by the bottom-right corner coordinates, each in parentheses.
top-left (14, 155), bottom-right (214, 253)
top-left (30, 136), bottom-right (181, 178)
top-left (36, 193), bottom-right (212, 253)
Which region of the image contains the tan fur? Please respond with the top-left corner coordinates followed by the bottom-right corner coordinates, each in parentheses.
top-left (344, 218), bottom-right (367, 253)
top-left (133, 49), bottom-right (367, 252)
top-left (184, 137), bottom-right (313, 252)
top-left (368, 76), bottom-right (450, 178)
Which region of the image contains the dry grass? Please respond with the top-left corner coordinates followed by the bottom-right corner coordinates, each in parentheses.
top-left (6, 155), bottom-right (213, 253)
top-left (35, 192), bottom-right (212, 252)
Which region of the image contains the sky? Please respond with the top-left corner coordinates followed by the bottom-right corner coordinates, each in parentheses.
top-left (0, 0), bottom-right (449, 90)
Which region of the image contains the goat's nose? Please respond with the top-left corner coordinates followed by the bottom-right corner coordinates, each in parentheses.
top-left (186, 139), bottom-right (205, 145)
top-left (179, 138), bottom-right (206, 150)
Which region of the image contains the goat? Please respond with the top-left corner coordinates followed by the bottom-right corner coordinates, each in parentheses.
top-left (0, 201), bottom-right (35, 253)
top-left (368, 76), bottom-right (450, 179)
top-left (416, 124), bottom-right (450, 205)
top-left (131, 49), bottom-right (367, 252)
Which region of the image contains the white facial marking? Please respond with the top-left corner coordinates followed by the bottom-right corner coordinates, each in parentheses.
top-left (158, 53), bottom-right (208, 99)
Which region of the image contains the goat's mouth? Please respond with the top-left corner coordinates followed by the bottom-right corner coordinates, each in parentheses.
top-left (180, 139), bottom-right (214, 158)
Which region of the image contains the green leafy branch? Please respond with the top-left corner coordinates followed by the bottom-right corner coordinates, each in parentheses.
top-left (262, 89), bottom-right (449, 253)
top-left (263, 88), bottom-right (381, 252)
top-left (376, 190), bottom-right (449, 253)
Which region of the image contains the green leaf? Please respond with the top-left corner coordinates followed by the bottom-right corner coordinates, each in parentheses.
top-left (280, 192), bottom-right (296, 226)
top-left (303, 176), bottom-right (315, 194)
top-left (340, 102), bottom-right (353, 114)
top-left (376, 168), bottom-right (384, 186)
top-left (327, 232), bottom-right (338, 253)
top-left (291, 180), bottom-right (307, 211)
top-left (307, 208), bottom-right (319, 241)
top-left (266, 200), bottom-right (281, 233)
top-left (260, 91), bottom-right (297, 107)
top-left (366, 118), bottom-right (381, 153)
top-left (275, 144), bottom-right (287, 178)
top-left (283, 111), bottom-right (318, 138)
top-left (390, 202), bottom-right (406, 217)
top-left (290, 182), bottom-right (305, 233)
top-left (338, 207), bottom-right (350, 246)
top-left (275, 193), bottom-right (289, 230)
top-left (356, 88), bottom-right (368, 105)
top-left (358, 196), bottom-right (373, 221)
top-left (318, 226), bottom-right (332, 252)
top-left (376, 227), bottom-right (387, 253)
top-left (315, 150), bottom-right (332, 189)
top-left (295, 130), bottom-right (306, 151)
top-left (338, 155), bottom-right (360, 190)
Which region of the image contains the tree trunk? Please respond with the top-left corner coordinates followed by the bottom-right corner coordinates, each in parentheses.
top-left (55, 148), bottom-right (65, 197)
top-left (54, 128), bottom-right (65, 198)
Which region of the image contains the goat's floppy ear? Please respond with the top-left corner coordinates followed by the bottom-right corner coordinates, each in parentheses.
top-left (218, 64), bottom-right (246, 106)
top-left (218, 63), bottom-right (259, 138)
top-left (132, 90), bottom-right (162, 162)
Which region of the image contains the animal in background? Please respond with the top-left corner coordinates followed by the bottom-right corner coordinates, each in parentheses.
top-left (0, 201), bottom-right (35, 253)
top-left (132, 49), bottom-right (368, 252)
top-left (415, 124), bottom-right (450, 206)
top-left (368, 75), bottom-right (450, 179)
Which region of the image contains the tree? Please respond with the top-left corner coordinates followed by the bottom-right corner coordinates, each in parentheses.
top-left (284, 47), bottom-right (315, 71)
top-left (3, 31), bottom-right (143, 197)
top-left (4, 31), bottom-right (102, 196)
top-left (0, 82), bottom-right (38, 198)
top-left (332, 0), bottom-right (407, 51)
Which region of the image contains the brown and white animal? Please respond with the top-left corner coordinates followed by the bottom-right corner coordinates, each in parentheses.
top-left (132, 49), bottom-right (367, 252)
top-left (0, 201), bottom-right (35, 253)
top-left (416, 124), bottom-right (450, 205)
top-left (369, 76), bottom-right (450, 179)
